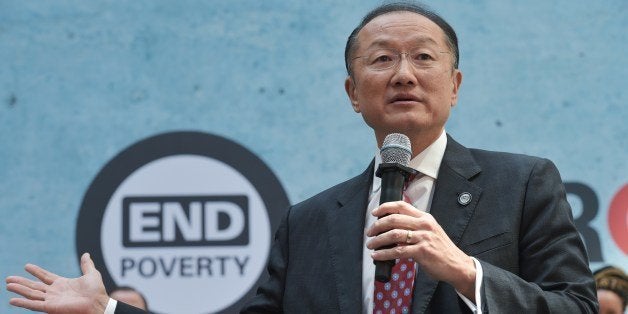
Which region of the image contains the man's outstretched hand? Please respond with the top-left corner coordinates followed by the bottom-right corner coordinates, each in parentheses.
top-left (6, 253), bottom-right (110, 314)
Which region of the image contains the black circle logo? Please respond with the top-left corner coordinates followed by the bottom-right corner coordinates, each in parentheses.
top-left (76, 131), bottom-right (289, 313)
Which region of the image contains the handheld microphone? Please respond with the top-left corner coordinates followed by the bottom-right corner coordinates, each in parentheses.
top-left (374, 133), bottom-right (417, 283)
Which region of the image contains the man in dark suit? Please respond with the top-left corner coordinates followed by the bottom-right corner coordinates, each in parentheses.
top-left (241, 2), bottom-right (597, 313)
top-left (6, 2), bottom-right (597, 314)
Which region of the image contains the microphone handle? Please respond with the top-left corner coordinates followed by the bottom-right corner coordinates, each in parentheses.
top-left (374, 165), bottom-right (407, 283)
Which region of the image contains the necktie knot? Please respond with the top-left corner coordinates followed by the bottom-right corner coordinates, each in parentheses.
top-left (404, 172), bottom-right (419, 188)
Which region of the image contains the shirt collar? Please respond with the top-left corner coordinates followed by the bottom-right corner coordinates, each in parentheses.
top-left (371, 131), bottom-right (447, 194)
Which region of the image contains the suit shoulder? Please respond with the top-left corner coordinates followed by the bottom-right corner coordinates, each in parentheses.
top-left (287, 167), bottom-right (370, 220)
top-left (468, 148), bottom-right (551, 169)
top-left (465, 148), bottom-right (563, 182)
top-left (297, 170), bottom-right (369, 207)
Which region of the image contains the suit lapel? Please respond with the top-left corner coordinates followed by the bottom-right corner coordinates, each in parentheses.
top-left (325, 162), bottom-right (373, 313)
top-left (412, 136), bottom-right (483, 313)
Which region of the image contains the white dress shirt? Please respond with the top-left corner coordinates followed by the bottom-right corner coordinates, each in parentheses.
top-left (361, 131), bottom-right (483, 313)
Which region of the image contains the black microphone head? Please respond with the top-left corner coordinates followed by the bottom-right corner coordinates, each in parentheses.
top-left (381, 133), bottom-right (412, 166)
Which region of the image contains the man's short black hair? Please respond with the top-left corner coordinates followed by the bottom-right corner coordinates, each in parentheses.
top-left (344, 1), bottom-right (459, 75)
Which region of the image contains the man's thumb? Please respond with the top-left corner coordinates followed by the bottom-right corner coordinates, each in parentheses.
top-left (80, 252), bottom-right (97, 275)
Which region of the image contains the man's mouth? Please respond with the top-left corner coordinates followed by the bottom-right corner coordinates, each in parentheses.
top-left (389, 93), bottom-right (421, 104)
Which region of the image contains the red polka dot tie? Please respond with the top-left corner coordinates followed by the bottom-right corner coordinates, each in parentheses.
top-left (373, 192), bottom-right (416, 314)
top-left (373, 258), bottom-right (416, 314)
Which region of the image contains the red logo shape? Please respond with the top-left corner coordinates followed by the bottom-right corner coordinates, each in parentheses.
top-left (608, 184), bottom-right (628, 254)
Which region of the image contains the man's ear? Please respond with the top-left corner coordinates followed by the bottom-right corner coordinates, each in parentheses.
top-left (345, 76), bottom-right (361, 113)
top-left (450, 69), bottom-right (463, 107)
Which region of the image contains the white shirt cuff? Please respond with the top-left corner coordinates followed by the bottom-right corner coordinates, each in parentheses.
top-left (456, 257), bottom-right (483, 314)
top-left (104, 298), bottom-right (117, 314)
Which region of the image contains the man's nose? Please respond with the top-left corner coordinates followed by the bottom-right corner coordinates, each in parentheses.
top-left (392, 53), bottom-right (417, 85)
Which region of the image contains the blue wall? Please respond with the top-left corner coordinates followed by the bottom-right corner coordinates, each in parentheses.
top-left (1, 1), bottom-right (626, 313)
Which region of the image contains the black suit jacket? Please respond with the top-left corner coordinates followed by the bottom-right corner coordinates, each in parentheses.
top-left (241, 136), bottom-right (597, 313)
top-left (114, 301), bottom-right (146, 314)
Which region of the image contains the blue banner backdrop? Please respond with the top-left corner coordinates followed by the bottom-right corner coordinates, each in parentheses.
top-left (1, 1), bottom-right (626, 313)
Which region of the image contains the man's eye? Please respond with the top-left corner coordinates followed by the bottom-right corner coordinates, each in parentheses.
top-left (371, 54), bottom-right (394, 63)
top-left (415, 53), bottom-right (433, 61)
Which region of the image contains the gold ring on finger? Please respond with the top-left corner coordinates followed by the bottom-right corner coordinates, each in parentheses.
top-left (406, 230), bottom-right (413, 244)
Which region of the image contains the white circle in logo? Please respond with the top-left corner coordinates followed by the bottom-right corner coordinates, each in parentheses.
top-left (100, 155), bottom-right (270, 314)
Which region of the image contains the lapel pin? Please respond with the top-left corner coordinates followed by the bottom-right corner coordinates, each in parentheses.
top-left (458, 192), bottom-right (472, 206)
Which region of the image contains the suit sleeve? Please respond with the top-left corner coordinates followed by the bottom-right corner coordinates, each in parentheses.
top-left (479, 159), bottom-right (598, 313)
top-left (240, 208), bottom-right (291, 313)
top-left (113, 301), bottom-right (147, 314)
